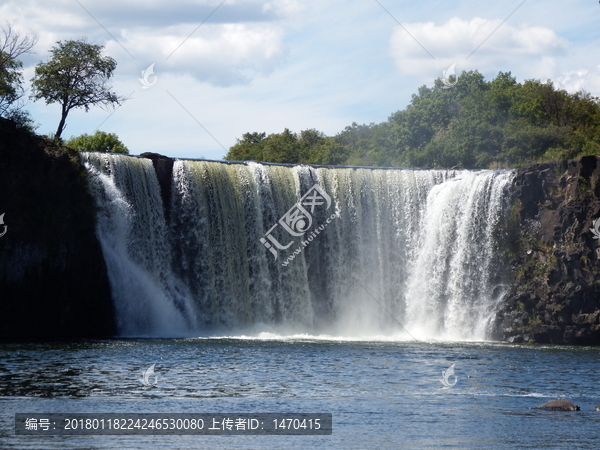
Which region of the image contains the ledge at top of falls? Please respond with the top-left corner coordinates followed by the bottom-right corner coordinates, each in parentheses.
top-left (136, 151), bottom-right (469, 171)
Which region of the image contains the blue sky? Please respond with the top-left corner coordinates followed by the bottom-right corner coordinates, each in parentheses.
top-left (3, 0), bottom-right (600, 159)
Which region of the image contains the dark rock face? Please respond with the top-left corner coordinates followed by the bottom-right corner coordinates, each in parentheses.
top-left (0, 118), bottom-right (115, 338)
top-left (139, 152), bottom-right (174, 219)
top-left (536, 399), bottom-right (580, 411)
top-left (496, 156), bottom-right (600, 345)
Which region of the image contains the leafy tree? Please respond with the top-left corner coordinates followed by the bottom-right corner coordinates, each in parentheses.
top-left (66, 131), bottom-right (129, 154)
top-left (226, 132), bottom-right (267, 161)
top-left (0, 22), bottom-right (37, 130)
top-left (226, 70), bottom-right (600, 169)
top-left (261, 128), bottom-right (299, 163)
top-left (241, 131), bottom-right (267, 144)
top-left (226, 129), bottom-right (334, 164)
top-left (30, 39), bottom-right (125, 139)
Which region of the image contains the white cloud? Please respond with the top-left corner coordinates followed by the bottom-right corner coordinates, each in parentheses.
top-left (555, 67), bottom-right (600, 95)
top-left (262, 0), bottom-right (305, 18)
top-left (390, 17), bottom-right (569, 83)
top-left (1, 0), bottom-right (290, 86)
top-left (111, 23), bottom-right (287, 86)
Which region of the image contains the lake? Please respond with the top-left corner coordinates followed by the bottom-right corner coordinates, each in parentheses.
top-left (1, 336), bottom-right (599, 449)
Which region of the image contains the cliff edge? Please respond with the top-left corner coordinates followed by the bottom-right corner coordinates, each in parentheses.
top-left (498, 156), bottom-right (600, 345)
top-left (0, 118), bottom-right (115, 339)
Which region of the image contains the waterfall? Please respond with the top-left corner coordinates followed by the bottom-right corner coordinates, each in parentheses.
top-left (82, 153), bottom-right (514, 340)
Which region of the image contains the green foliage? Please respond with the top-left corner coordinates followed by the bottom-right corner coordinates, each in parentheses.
top-left (3, 107), bottom-right (37, 132)
top-left (509, 198), bottom-right (523, 223)
top-left (30, 39), bottom-right (125, 139)
top-left (226, 128), bottom-right (334, 164)
top-left (0, 51), bottom-right (22, 112)
top-left (226, 71), bottom-right (600, 168)
top-left (514, 237), bottom-right (557, 293)
top-left (577, 175), bottom-right (590, 192)
top-left (0, 23), bottom-right (37, 130)
top-left (66, 131), bottom-right (129, 154)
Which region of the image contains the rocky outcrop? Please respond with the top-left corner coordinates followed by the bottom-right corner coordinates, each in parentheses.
top-left (536, 399), bottom-right (580, 411)
top-left (497, 156), bottom-right (600, 345)
top-left (0, 118), bottom-right (115, 338)
top-left (140, 152), bottom-right (174, 219)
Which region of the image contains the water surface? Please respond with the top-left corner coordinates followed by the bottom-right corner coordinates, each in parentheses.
top-left (1, 337), bottom-right (598, 449)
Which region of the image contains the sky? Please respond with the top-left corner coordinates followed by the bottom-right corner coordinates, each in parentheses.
top-left (2, 0), bottom-right (600, 160)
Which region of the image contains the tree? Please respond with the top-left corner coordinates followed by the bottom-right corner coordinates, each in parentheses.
top-left (241, 131), bottom-right (266, 144)
top-left (261, 128), bottom-right (299, 163)
top-left (66, 131), bottom-right (129, 154)
top-left (226, 71), bottom-right (600, 168)
top-left (225, 131), bottom-right (267, 161)
top-left (30, 39), bottom-right (125, 139)
top-left (0, 22), bottom-right (37, 129)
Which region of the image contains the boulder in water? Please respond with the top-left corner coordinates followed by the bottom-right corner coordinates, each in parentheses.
top-left (595, 403), bottom-right (600, 412)
top-left (536, 399), bottom-right (580, 411)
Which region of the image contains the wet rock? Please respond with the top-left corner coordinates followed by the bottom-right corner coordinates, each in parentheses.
top-left (497, 156), bottom-right (600, 345)
top-left (531, 324), bottom-right (562, 344)
top-left (140, 152), bottom-right (174, 219)
top-left (536, 399), bottom-right (580, 411)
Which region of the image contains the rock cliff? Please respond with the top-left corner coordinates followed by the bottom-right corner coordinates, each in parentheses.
top-left (0, 118), bottom-right (115, 339)
top-left (497, 156), bottom-right (600, 345)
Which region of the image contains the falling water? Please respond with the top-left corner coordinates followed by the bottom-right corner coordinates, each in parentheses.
top-left (82, 153), bottom-right (514, 340)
